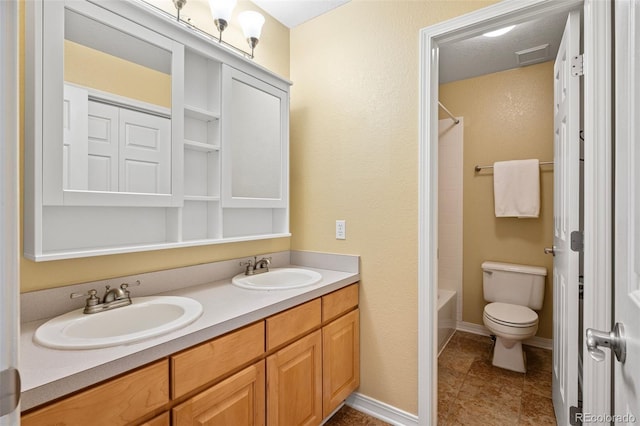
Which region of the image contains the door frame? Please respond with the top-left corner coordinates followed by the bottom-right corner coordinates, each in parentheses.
top-left (0, 0), bottom-right (21, 424)
top-left (417, 0), bottom-right (611, 423)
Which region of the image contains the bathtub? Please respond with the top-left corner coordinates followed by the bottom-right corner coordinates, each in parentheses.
top-left (437, 289), bottom-right (457, 355)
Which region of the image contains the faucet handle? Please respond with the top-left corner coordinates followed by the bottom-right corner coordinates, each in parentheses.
top-left (119, 280), bottom-right (140, 298)
top-left (70, 289), bottom-right (100, 307)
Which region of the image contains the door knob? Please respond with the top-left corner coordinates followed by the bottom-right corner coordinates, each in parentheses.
top-left (586, 322), bottom-right (626, 363)
top-left (544, 246), bottom-right (556, 256)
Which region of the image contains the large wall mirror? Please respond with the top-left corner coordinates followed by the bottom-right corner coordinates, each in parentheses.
top-left (42, 0), bottom-right (183, 206)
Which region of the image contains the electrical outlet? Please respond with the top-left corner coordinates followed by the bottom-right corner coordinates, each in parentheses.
top-left (336, 220), bottom-right (346, 240)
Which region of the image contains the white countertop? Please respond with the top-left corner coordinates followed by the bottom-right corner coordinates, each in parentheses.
top-left (20, 255), bottom-right (359, 410)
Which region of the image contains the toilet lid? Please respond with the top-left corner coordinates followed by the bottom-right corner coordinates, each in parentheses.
top-left (484, 302), bottom-right (538, 327)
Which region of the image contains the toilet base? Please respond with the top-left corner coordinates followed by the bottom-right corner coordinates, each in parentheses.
top-left (491, 338), bottom-right (527, 373)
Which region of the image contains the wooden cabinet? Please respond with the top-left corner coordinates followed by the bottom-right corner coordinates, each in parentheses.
top-left (267, 331), bottom-right (323, 426)
top-left (140, 412), bottom-right (170, 426)
top-left (173, 361), bottom-right (265, 426)
top-left (171, 321), bottom-right (264, 399)
top-left (322, 309), bottom-right (360, 417)
top-left (22, 360), bottom-right (169, 426)
top-left (265, 284), bottom-right (360, 426)
top-left (22, 285), bottom-right (359, 426)
top-left (266, 299), bottom-right (321, 351)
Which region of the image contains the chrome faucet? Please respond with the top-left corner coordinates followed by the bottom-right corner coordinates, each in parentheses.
top-left (71, 280), bottom-right (140, 314)
top-left (240, 256), bottom-right (271, 275)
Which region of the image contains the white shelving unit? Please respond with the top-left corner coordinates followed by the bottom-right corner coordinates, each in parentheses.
top-left (182, 49), bottom-right (222, 241)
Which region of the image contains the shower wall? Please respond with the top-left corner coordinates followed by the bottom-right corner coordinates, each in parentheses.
top-left (438, 118), bottom-right (463, 322)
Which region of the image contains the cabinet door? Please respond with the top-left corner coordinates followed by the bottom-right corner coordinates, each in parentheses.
top-left (221, 65), bottom-right (288, 209)
top-left (322, 309), bottom-right (360, 418)
top-left (267, 331), bottom-right (322, 426)
top-left (173, 361), bottom-right (265, 426)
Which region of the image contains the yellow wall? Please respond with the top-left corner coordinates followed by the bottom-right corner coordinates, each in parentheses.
top-left (64, 40), bottom-right (171, 108)
top-left (19, 1), bottom-right (291, 293)
top-left (290, 0), bottom-right (498, 415)
top-left (440, 61), bottom-right (555, 339)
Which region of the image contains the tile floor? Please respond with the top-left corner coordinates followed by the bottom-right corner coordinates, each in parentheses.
top-left (438, 331), bottom-right (556, 425)
top-left (325, 330), bottom-right (555, 425)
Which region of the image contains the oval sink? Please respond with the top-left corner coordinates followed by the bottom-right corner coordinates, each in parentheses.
top-left (34, 296), bottom-right (203, 350)
top-left (232, 268), bottom-right (322, 290)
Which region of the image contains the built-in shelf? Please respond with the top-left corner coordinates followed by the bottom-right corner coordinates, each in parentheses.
top-left (183, 139), bottom-right (220, 152)
top-left (184, 195), bottom-right (220, 202)
top-left (184, 104), bottom-right (219, 121)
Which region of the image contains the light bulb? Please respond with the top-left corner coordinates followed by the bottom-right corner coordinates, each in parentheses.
top-left (483, 25), bottom-right (515, 38)
top-left (209, 0), bottom-right (237, 36)
top-left (238, 11), bottom-right (265, 40)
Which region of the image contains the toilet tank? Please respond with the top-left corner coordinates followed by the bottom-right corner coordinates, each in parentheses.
top-left (482, 261), bottom-right (547, 310)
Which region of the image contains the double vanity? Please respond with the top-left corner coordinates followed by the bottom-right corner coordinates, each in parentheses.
top-left (21, 251), bottom-right (360, 425)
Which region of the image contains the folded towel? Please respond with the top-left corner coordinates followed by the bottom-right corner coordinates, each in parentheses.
top-left (493, 159), bottom-right (540, 218)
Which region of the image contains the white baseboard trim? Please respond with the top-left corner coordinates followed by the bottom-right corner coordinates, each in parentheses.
top-left (456, 321), bottom-right (553, 350)
top-left (346, 392), bottom-right (418, 426)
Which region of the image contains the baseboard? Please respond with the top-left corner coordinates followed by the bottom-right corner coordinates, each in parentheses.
top-left (456, 321), bottom-right (553, 350)
top-left (346, 392), bottom-right (418, 426)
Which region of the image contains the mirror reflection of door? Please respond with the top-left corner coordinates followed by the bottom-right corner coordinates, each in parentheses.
top-left (63, 8), bottom-right (172, 195)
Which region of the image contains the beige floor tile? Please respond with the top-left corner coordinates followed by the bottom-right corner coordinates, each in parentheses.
top-left (524, 367), bottom-right (553, 398)
top-left (519, 392), bottom-right (557, 425)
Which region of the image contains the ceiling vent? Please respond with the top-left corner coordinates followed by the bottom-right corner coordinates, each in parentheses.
top-left (515, 44), bottom-right (551, 66)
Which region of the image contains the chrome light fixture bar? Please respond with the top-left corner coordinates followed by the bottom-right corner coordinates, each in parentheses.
top-left (141, 0), bottom-right (266, 60)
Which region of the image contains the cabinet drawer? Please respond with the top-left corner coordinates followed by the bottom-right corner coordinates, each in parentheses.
top-left (322, 284), bottom-right (359, 323)
top-left (173, 361), bottom-right (265, 426)
top-left (22, 360), bottom-right (169, 426)
top-left (171, 321), bottom-right (265, 399)
top-left (266, 299), bottom-right (321, 351)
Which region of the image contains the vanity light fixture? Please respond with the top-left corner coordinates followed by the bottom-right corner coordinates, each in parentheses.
top-left (161, 0), bottom-right (265, 60)
top-left (209, 0), bottom-right (237, 42)
top-left (238, 11), bottom-right (265, 59)
top-left (483, 25), bottom-right (515, 37)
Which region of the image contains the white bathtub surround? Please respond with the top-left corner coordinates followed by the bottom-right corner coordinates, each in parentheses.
top-left (438, 118), bottom-right (464, 323)
top-left (20, 250), bottom-right (359, 410)
top-left (437, 289), bottom-right (457, 355)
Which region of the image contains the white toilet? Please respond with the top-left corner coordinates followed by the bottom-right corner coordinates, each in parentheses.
top-left (481, 261), bottom-right (547, 373)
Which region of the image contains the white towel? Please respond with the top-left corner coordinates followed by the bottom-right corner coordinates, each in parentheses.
top-left (493, 159), bottom-right (540, 218)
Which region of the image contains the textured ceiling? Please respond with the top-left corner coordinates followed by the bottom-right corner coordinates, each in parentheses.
top-left (439, 11), bottom-right (571, 84)
top-left (251, 0), bottom-right (350, 28)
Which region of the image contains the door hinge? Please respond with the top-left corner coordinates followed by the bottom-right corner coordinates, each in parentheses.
top-left (571, 230), bottom-right (584, 252)
top-left (571, 54), bottom-right (584, 77)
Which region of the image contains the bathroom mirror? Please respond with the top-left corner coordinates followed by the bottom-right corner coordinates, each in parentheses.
top-left (41, 0), bottom-right (183, 206)
top-left (63, 8), bottom-right (172, 195)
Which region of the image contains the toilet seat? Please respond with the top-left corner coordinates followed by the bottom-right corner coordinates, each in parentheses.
top-left (483, 302), bottom-right (538, 328)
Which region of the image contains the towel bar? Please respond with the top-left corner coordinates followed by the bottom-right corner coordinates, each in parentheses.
top-left (474, 161), bottom-right (554, 172)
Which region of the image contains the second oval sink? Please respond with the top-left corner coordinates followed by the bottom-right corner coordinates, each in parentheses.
top-left (232, 268), bottom-right (322, 290)
top-left (34, 296), bottom-right (203, 350)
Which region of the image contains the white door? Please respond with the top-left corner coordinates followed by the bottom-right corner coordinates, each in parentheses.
top-left (612, 0), bottom-right (640, 421)
top-left (63, 84), bottom-right (88, 190)
top-left (119, 108), bottom-right (171, 194)
top-left (87, 101), bottom-right (119, 192)
top-left (552, 10), bottom-right (581, 426)
top-left (0, 0), bottom-right (21, 424)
